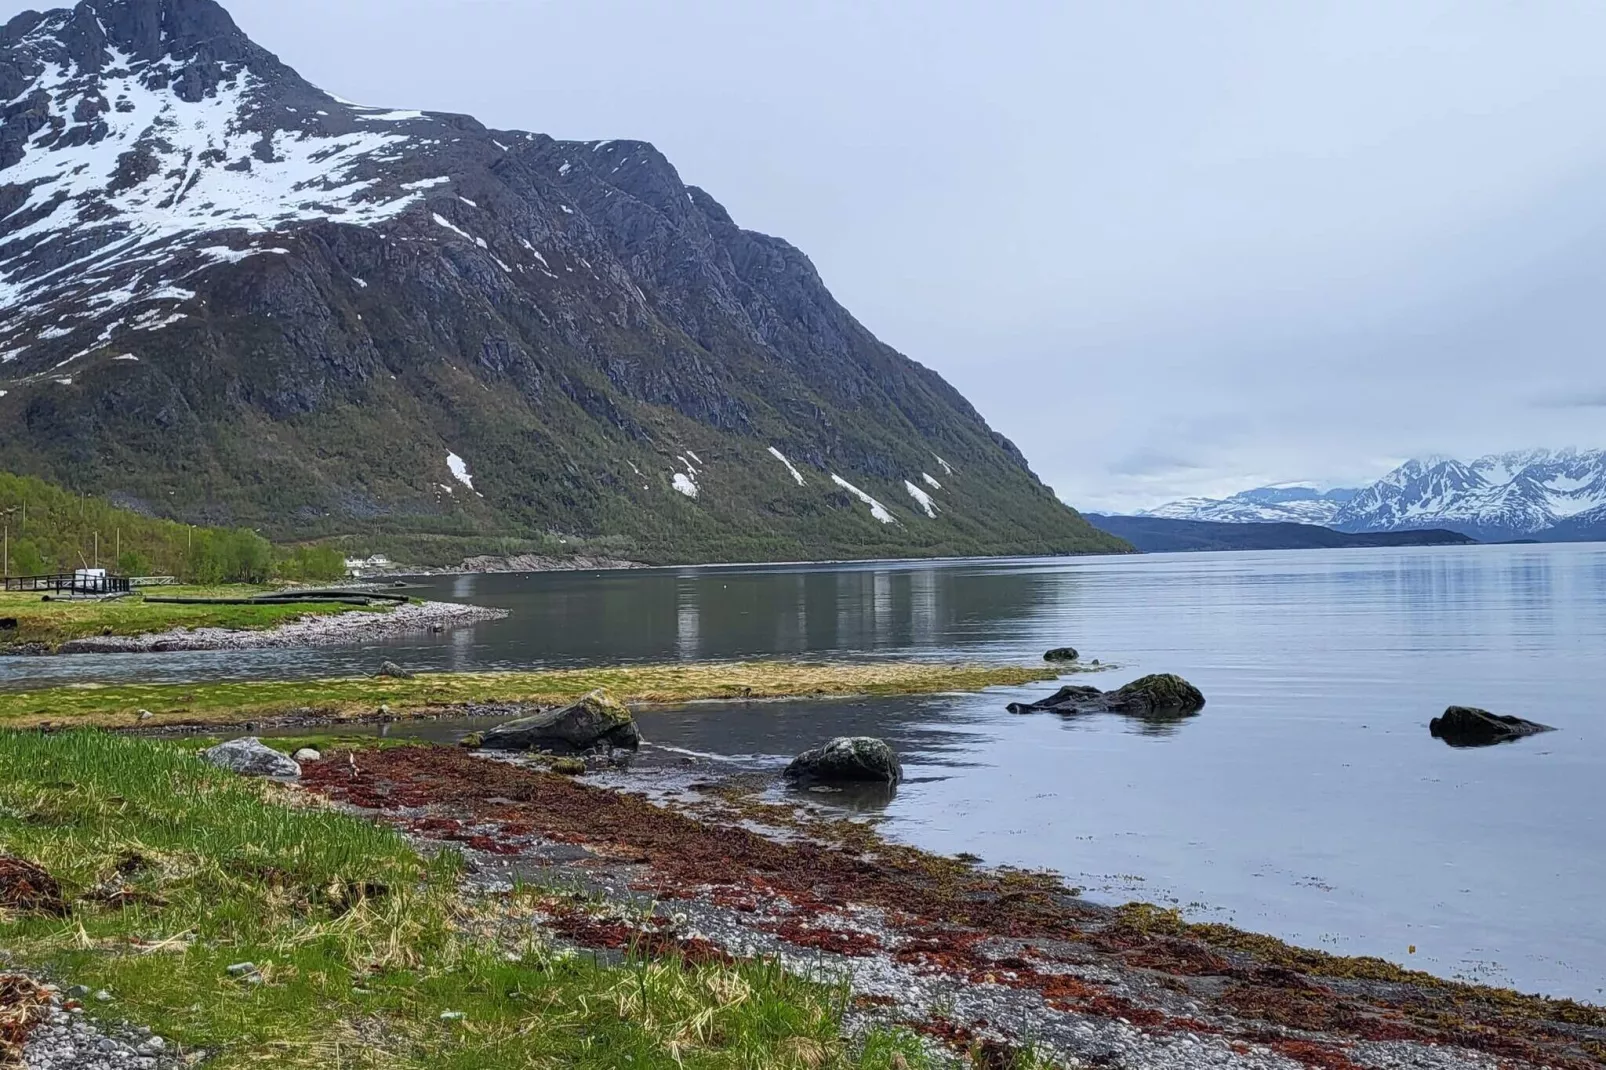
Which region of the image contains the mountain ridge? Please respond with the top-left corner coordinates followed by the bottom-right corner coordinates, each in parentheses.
top-left (0, 0), bottom-right (1127, 565)
top-left (1133, 448), bottom-right (1606, 543)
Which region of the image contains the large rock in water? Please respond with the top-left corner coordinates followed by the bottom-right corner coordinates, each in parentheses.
top-left (783, 737), bottom-right (902, 785)
top-left (199, 738), bottom-right (301, 778)
top-left (479, 690), bottom-right (641, 753)
top-left (1429, 706), bottom-right (1554, 748)
top-left (1006, 674), bottom-right (1206, 716)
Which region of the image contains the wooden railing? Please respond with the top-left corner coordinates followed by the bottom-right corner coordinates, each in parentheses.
top-left (1, 573), bottom-right (131, 595)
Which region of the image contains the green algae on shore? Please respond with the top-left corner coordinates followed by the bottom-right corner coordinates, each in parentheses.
top-left (0, 660), bottom-right (1065, 729)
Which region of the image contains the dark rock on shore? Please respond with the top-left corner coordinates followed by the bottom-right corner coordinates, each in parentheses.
top-left (783, 737), bottom-right (902, 785)
top-left (479, 690), bottom-right (641, 754)
top-left (1007, 674), bottom-right (1206, 716)
top-left (1044, 647), bottom-right (1080, 662)
top-left (377, 661), bottom-right (415, 680)
top-left (1430, 706), bottom-right (1554, 748)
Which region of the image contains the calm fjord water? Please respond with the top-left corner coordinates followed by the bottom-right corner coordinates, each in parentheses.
top-left (5, 543), bottom-right (1603, 998)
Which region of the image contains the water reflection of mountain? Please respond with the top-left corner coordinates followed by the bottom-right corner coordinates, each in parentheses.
top-left (464, 561), bottom-right (1084, 665)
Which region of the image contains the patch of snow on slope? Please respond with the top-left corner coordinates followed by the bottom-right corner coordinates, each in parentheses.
top-left (933, 455), bottom-right (955, 476)
top-left (921, 472), bottom-right (942, 490)
top-left (768, 447), bottom-right (806, 486)
top-left (432, 213), bottom-right (474, 241)
top-left (355, 109), bottom-right (425, 122)
top-left (904, 481), bottom-right (937, 518)
top-left (401, 177), bottom-right (451, 190)
top-left (446, 452), bottom-right (474, 490)
top-left (0, 47), bottom-right (425, 323)
top-left (831, 474), bottom-right (895, 524)
top-left (684, 449), bottom-right (703, 466)
top-left (672, 472), bottom-right (698, 498)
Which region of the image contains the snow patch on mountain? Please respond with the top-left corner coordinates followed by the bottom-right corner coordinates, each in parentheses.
top-left (904, 480), bottom-right (937, 518)
top-left (831, 474), bottom-right (894, 525)
top-left (0, 33), bottom-right (425, 342)
top-left (768, 447), bottom-right (806, 486)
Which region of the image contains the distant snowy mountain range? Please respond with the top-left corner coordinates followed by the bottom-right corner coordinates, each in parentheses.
top-left (1133, 449), bottom-right (1606, 542)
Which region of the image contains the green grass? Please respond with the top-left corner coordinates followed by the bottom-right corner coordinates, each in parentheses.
top-left (0, 586), bottom-right (389, 651)
top-left (0, 731), bottom-right (935, 1069)
top-left (0, 660), bottom-right (1064, 729)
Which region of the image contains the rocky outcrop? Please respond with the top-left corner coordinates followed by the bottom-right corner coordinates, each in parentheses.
top-left (1007, 674), bottom-right (1206, 716)
top-left (198, 737), bottom-right (301, 778)
top-left (783, 737), bottom-right (902, 785)
top-left (479, 690), bottom-right (641, 754)
top-left (1429, 706), bottom-right (1554, 748)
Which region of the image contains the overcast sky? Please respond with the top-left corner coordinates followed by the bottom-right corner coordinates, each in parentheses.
top-left (23, 0), bottom-right (1606, 511)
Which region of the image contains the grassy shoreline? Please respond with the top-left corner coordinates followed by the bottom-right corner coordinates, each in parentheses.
top-left (0, 731), bottom-right (931, 1069)
top-left (0, 661), bottom-right (1064, 729)
top-left (0, 586), bottom-right (391, 652)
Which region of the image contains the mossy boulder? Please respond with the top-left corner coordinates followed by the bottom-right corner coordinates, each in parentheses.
top-left (783, 737), bottom-right (902, 785)
top-left (1108, 674), bottom-right (1206, 714)
top-left (1429, 706), bottom-right (1553, 748)
top-left (1007, 674), bottom-right (1205, 716)
top-left (479, 690), bottom-right (641, 754)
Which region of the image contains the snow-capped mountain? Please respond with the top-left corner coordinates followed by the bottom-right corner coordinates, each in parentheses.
top-left (0, 0), bottom-right (1124, 563)
top-left (1136, 484), bottom-right (1357, 526)
top-left (1333, 449), bottom-right (1606, 541)
top-left (1135, 450), bottom-right (1606, 543)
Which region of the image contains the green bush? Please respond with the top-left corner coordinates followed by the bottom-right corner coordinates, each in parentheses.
top-left (276, 544), bottom-right (348, 582)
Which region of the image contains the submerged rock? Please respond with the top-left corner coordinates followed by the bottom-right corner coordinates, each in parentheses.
top-left (199, 737), bottom-right (301, 778)
top-left (1429, 706), bottom-right (1554, 748)
top-left (1043, 647), bottom-right (1080, 662)
top-left (479, 690), bottom-right (641, 753)
top-left (783, 737), bottom-right (902, 785)
top-left (1007, 674), bottom-right (1206, 716)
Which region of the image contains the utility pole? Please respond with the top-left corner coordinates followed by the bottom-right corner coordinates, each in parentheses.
top-left (94, 530), bottom-right (99, 569)
top-left (1, 506), bottom-right (16, 580)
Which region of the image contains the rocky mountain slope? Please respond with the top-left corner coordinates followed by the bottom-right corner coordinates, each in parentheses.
top-left (0, 0), bottom-right (1125, 565)
top-left (1136, 450), bottom-right (1606, 543)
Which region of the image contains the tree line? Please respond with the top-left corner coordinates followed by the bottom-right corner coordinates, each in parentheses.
top-left (0, 473), bottom-right (346, 583)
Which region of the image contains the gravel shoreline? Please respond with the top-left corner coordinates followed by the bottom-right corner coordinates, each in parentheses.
top-left (296, 747), bottom-right (1597, 1070)
top-left (51, 600), bottom-right (508, 655)
top-left (1, 974), bottom-right (180, 1070)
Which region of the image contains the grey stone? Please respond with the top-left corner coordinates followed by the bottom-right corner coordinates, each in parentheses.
top-left (480, 690), bottom-right (640, 753)
top-left (291, 747), bottom-right (322, 763)
top-left (1044, 646), bottom-right (1080, 662)
top-left (783, 736), bottom-right (902, 785)
top-left (199, 738), bottom-right (300, 778)
top-left (376, 661), bottom-right (414, 679)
